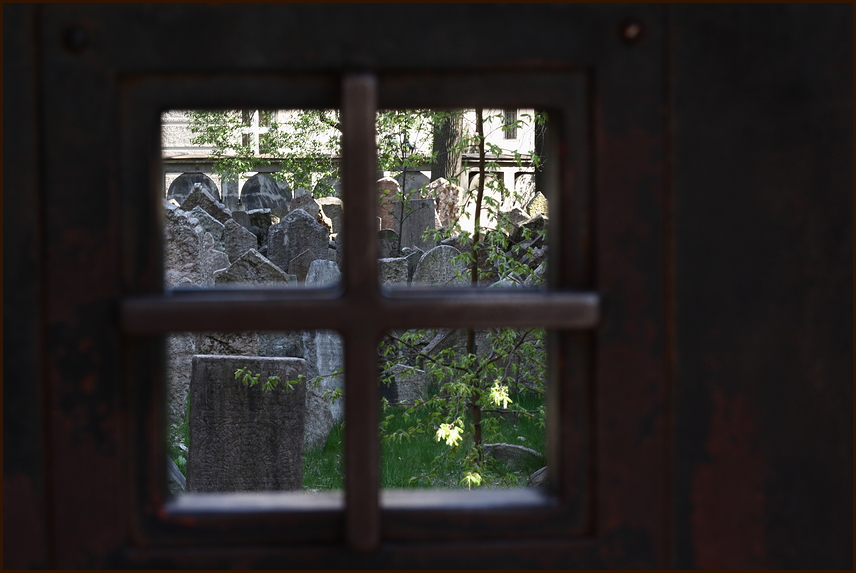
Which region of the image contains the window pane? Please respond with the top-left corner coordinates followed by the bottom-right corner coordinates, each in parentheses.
top-left (376, 109), bottom-right (548, 289)
top-left (378, 327), bottom-right (547, 490)
top-left (161, 109), bottom-right (343, 290)
top-left (165, 329), bottom-right (344, 494)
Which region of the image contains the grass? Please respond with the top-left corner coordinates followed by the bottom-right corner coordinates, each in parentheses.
top-left (302, 388), bottom-right (546, 490)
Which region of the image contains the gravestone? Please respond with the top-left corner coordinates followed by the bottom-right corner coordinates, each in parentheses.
top-left (379, 257), bottom-right (409, 287)
top-left (267, 208), bottom-right (331, 281)
top-left (411, 245), bottom-right (469, 287)
top-left (163, 202), bottom-right (205, 287)
top-left (247, 209), bottom-right (273, 248)
top-left (186, 355), bottom-right (306, 492)
top-left (239, 173), bottom-right (291, 211)
top-left (313, 175), bottom-right (341, 197)
top-left (180, 186), bottom-right (232, 224)
top-left (189, 206), bottom-right (226, 248)
top-left (167, 173), bottom-right (221, 204)
top-left (376, 177), bottom-right (400, 230)
top-left (287, 249), bottom-right (318, 284)
top-left (514, 173), bottom-right (537, 208)
top-left (401, 247), bottom-right (423, 283)
top-left (482, 443), bottom-right (542, 471)
top-left (223, 218), bottom-right (259, 263)
top-left (427, 178), bottom-right (462, 229)
top-left (388, 364), bottom-right (429, 404)
top-left (316, 197), bottom-right (343, 235)
top-left (214, 248), bottom-right (292, 287)
top-left (396, 170), bottom-right (431, 198)
top-left (231, 209), bottom-right (251, 228)
top-left (306, 258), bottom-right (340, 287)
top-left (200, 231), bottom-right (231, 287)
top-left (166, 332), bottom-right (195, 431)
top-left (378, 229), bottom-right (399, 258)
top-left (525, 191), bottom-right (549, 217)
top-left (397, 198), bottom-right (437, 252)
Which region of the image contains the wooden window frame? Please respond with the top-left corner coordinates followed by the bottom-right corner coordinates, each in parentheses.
top-left (119, 71), bottom-right (597, 553)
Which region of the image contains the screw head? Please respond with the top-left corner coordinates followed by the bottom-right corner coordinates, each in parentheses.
top-left (64, 27), bottom-right (89, 52)
top-left (619, 19), bottom-right (643, 44)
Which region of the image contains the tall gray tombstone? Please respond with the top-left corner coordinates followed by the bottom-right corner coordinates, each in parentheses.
top-left (397, 198), bottom-right (437, 252)
top-left (267, 208), bottom-right (330, 281)
top-left (186, 355), bottom-right (307, 492)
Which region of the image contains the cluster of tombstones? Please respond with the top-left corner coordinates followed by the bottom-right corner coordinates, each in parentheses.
top-left (165, 175), bottom-right (549, 493)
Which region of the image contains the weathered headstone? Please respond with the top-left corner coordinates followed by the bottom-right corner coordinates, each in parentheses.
top-left (239, 173), bottom-right (291, 211)
top-left (313, 175), bottom-right (341, 197)
top-left (166, 332), bottom-right (196, 431)
top-left (163, 202), bottom-right (205, 287)
top-left (214, 248), bottom-right (292, 287)
top-left (167, 173), bottom-right (221, 204)
top-left (223, 218), bottom-right (259, 263)
top-left (397, 198), bottom-right (438, 252)
top-left (378, 229), bottom-right (400, 258)
top-left (411, 245), bottom-right (469, 287)
top-left (197, 331), bottom-right (261, 357)
top-left (482, 443), bottom-right (543, 471)
top-left (287, 249), bottom-right (318, 284)
top-left (396, 170), bottom-right (431, 198)
top-left (306, 258), bottom-right (340, 287)
top-left (247, 209), bottom-right (273, 247)
top-left (231, 209), bottom-right (251, 228)
top-left (427, 178), bottom-right (462, 229)
top-left (180, 186), bottom-right (232, 224)
top-left (189, 206), bottom-right (226, 248)
top-left (316, 197), bottom-right (343, 235)
top-left (514, 173), bottom-right (537, 208)
top-left (186, 355), bottom-right (306, 492)
top-left (200, 231), bottom-right (231, 287)
top-left (379, 257), bottom-right (409, 287)
top-left (377, 177), bottom-right (400, 231)
top-left (400, 247), bottom-right (423, 283)
top-left (267, 208), bottom-right (331, 280)
top-left (388, 364), bottom-right (429, 404)
top-left (525, 191), bottom-right (549, 217)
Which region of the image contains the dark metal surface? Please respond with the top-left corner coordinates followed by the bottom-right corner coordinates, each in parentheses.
top-left (3, 3), bottom-right (852, 569)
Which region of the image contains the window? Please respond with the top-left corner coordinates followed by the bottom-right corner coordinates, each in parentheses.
top-left (503, 109), bottom-right (518, 139)
top-left (120, 70), bottom-right (596, 552)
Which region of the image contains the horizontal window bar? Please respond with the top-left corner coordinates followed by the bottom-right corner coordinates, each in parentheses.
top-left (120, 291), bottom-right (600, 334)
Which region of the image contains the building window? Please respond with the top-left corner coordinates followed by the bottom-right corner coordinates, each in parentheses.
top-left (503, 109), bottom-right (518, 139)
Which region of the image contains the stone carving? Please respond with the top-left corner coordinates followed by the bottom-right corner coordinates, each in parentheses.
top-left (186, 355), bottom-right (306, 492)
top-left (267, 208), bottom-right (331, 282)
top-left (180, 185), bottom-right (232, 224)
top-left (411, 245), bottom-right (469, 287)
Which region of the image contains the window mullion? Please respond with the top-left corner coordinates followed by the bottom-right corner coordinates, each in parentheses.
top-left (341, 73), bottom-right (381, 553)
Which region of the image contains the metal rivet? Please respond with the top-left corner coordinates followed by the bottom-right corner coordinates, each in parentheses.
top-left (619, 19), bottom-right (643, 44)
top-left (64, 27), bottom-right (89, 52)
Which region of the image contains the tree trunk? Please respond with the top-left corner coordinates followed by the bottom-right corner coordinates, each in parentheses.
top-left (533, 110), bottom-right (547, 196)
top-left (430, 111), bottom-right (464, 185)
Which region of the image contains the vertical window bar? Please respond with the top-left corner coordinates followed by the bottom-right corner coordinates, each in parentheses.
top-left (341, 73), bottom-right (380, 553)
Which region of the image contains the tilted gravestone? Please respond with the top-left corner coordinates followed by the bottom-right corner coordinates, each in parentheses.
top-left (267, 208), bottom-right (330, 282)
top-left (379, 257), bottom-right (409, 287)
top-left (378, 229), bottom-right (399, 259)
top-left (186, 355), bottom-right (306, 492)
top-left (180, 186), bottom-right (232, 224)
top-left (376, 177), bottom-right (400, 231)
top-left (316, 197), bottom-right (343, 235)
top-left (223, 218), bottom-right (259, 264)
top-left (213, 248), bottom-right (292, 287)
top-left (189, 205), bottom-right (226, 248)
top-left (411, 245), bottom-right (469, 287)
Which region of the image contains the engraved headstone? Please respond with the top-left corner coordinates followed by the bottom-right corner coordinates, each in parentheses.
top-left (186, 355), bottom-right (306, 492)
top-left (316, 197), bottom-right (344, 235)
top-left (377, 177), bottom-right (400, 231)
top-left (379, 257), bottom-right (409, 287)
top-left (223, 218), bottom-right (259, 263)
top-left (214, 248), bottom-right (292, 286)
top-left (267, 208), bottom-right (331, 279)
top-left (411, 245), bottom-right (469, 287)
top-left (189, 206), bottom-right (226, 248)
top-left (397, 198), bottom-right (438, 252)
